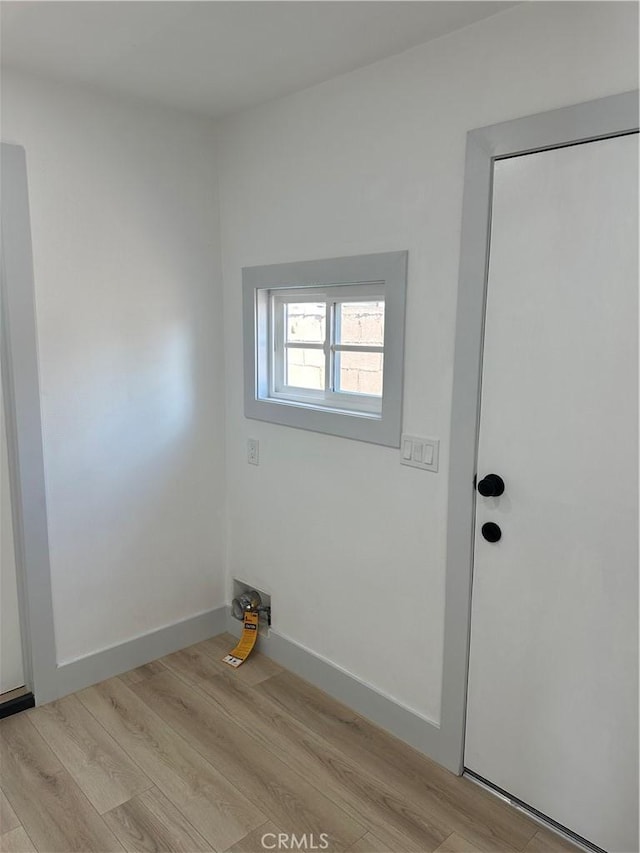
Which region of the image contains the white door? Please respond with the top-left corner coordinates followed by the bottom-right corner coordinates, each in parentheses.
top-left (0, 329), bottom-right (25, 695)
top-left (465, 133), bottom-right (638, 853)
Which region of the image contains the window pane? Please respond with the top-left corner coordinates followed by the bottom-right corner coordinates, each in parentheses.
top-left (286, 303), bottom-right (326, 343)
top-left (337, 301), bottom-right (384, 346)
top-left (285, 347), bottom-right (325, 390)
top-left (336, 351), bottom-right (383, 396)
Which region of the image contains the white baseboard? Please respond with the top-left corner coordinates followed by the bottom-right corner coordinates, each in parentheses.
top-left (43, 606), bottom-right (227, 704)
top-left (46, 605), bottom-right (442, 767)
top-left (225, 608), bottom-right (441, 763)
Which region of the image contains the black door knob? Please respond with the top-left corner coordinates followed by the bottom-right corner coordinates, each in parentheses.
top-left (477, 474), bottom-right (505, 497)
top-left (482, 522), bottom-right (502, 543)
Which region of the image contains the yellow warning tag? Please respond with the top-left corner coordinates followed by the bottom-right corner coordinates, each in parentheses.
top-left (222, 610), bottom-right (259, 668)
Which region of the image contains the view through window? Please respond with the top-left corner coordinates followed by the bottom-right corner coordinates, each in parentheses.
top-left (283, 299), bottom-right (385, 397)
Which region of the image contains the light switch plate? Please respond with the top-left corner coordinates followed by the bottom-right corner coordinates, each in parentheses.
top-left (400, 434), bottom-right (439, 472)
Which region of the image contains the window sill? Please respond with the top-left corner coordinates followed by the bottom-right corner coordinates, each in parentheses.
top-left (258, 394), bottom-right (382, 420)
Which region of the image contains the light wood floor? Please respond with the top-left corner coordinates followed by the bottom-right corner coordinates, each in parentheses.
top-left (0, 633), bottom-right (579, 853)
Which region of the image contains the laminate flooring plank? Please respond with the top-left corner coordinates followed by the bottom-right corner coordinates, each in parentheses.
top-left (162, 642), bottom-right (287, 702)
top-left (0, 827), bottom-right (37, 853)
top-left (523, 829), bottom-right (581, 853)
top-left (103, 786), bottom-right (214, 852)
top-left (78, 677), bottom-right (265, 851)
top-left (225, 822), bottom-right (283, 853)
top-left (257, 672), bottom-right (537, 853)
top-left (345, 833), bottom-right (400, 852)
top-left (181, 668), bottom-right (451, 852)
top-left (28, 694), bottom-right (152, 813)
top-left (257, 671), bottom-right (359, 738)
top-left (160, 644), bottom-right (232, 693)
top-left (131, 670), bottom-right (364, 851)
top-left (119, 662), bottom-right (167, 686)
top-left (0, 793), bottom-right (20, 835)
top-left (195, 634), bottom-right (283, 685)
top-left (0, 714), bottom-right (122, 852)
top-left (433, 832), bottom-right (484, 852)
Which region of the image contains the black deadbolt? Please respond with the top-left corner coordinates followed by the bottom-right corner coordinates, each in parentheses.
top-left (481, 522), bottom-right (502, 543)
top-left (477, 474), bottom-right (505, 497)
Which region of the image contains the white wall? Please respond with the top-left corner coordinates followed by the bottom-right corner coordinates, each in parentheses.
top-left (1, 1), bottom-right (636, 722)
top-left (1, 72), bottom-right (225, 664)
top-left (217, 1), bottom-right (639, 724)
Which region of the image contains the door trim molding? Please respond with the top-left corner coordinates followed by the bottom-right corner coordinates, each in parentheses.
top-left (1, 142), bottom-right (57, 702)
top-left (441, 91), bottom-right (639, 774)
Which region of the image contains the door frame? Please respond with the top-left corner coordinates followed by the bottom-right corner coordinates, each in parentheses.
top-left (441, 91), bottom-right (639, 774)
top-left (1, 143), bottom-right (58, 704)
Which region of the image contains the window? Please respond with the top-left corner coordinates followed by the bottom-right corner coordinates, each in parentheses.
top-left (243, 251), bottom-right (407, 446)
top-left (271, 285), bottom-right (384, 414)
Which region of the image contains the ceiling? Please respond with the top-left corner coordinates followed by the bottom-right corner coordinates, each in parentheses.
top-left (0, 2), bottom-right (518, 119)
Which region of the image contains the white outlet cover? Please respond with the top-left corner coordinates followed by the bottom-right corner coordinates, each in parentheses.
top-left (247, 438), bottom-right (259, 465)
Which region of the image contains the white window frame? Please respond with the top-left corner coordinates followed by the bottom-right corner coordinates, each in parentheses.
top-left (243, 251), bottom-right (407, 447)
top-left (270, 283), bottom-right (385, 416)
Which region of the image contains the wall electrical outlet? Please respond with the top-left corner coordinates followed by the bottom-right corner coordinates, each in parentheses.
top-left (400, 434), bottom-right (439, 472)
top-left (247, 438), bottom-right (259, 465)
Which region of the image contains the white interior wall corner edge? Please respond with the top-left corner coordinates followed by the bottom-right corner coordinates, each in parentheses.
top-left (1, 70), bottom-right (227, 690)
top-left (217, 0), bottom-right (639, 731)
